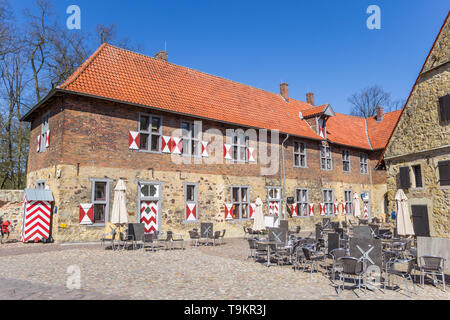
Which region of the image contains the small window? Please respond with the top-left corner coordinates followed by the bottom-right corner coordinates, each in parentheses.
top-left (181, 121), bottom-right (201, 156)
top-left (295, 188), bottom-right (308, 217)
top-left (185, 183), bottom-right (199, 222)
top-left (412, 165), bottom-right (423, 188)
top-left (139, 114), bottom-right (162, 152)
top-left (320, 145), bottom-right (332, 170)
top-left (360, 153), bottom-right (369, 174)
top-left (39, 112), bottom-right (50, 152)
top-left (439, 94), bottom-right (450, 122)
top-left (399, 166), bottom-right (411, 189)
top-left (231, 186), bottom-right (250, 220)
top-left (438, 160), bottom-right (450, 186)
top-left (342, 150), bottom-right (351, 172)
top-left (91, 180), bottom-right (110, 224)
top-left (344, 190), bottom-right (353, 215)
top-left (322, 189), bottom-right (334, 215)
top-left (294, 142), bottom-right (307, 168)
top-left (36, 180), bottom-right (46, 190)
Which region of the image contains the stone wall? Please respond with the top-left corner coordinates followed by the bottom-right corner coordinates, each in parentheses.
top-left (0, 190), bottom-right (24, 237)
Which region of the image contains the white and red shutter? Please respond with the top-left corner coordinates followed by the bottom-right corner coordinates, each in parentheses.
top-left (162, 136), bottom-right (172, 153)
top-left (308, 203), bottom-right (315, 217)
top-left (224, 204), bottom-right (233, 220)
top-left (129, 131), bottom-right (140, 150)
top-left (334, 202), bottom-right (339, 216)
top-left (272, 202), bottom-right (279, 217)
top-left (201, 141), bottom-right (209, 157)
top-left (36, 135), bottom-right (41, 153)
top-left (45, 130), bottom-right (50, 148)
top-left (249, 203), bottom-right (256, 219)
top-left (318, 118), bottom-right (326, 138)
top-left (291, 203), bottom-right (298, 217)
top-left (320, 203), bottom-right (326, 216)
top-left (247, 147), bottom-right (256, 162)
top-left (22, 199), bottom-right (52, 242)
top-left (363, 203), bottom-right (369, 219)
top-left (341, 202), bottom-right (347, 215)
top-left (171, 137), bottom-right (182, 154)
top-left (186, 203), bottom-right (197, 221)
top-left (141, 201), bottom-right (158, 234)
top-left (223, 144), bottom-right (232, 160)
top-left (79, 204), bottom-right (93, 225)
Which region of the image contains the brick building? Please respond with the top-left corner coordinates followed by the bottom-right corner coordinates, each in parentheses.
top-left (21, 43), bottom-right (400, 242)
top-left (383, 13), bottom-right (450, 238)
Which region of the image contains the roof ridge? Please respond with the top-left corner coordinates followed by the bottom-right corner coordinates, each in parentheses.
top-left (364, 118), bottom-right (373, 150)
top-left (102, 43), bottom-right (311, 106)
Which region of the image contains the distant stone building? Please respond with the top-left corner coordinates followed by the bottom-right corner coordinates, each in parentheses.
top-left (383, 13), bottom-right (450, 238)
top-left (21, 43), bottom-right (400, 242)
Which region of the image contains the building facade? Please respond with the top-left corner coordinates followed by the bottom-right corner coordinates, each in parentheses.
top-left (22, 44), bottom-right (400, 242)
top-left (383, 13), bottom-right (450, 238)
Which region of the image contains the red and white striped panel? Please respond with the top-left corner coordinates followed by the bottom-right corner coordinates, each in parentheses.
top-left (223, 144), bottom-right (232, 160)
top-left (334, 202), bottom-right (339, 216)
top-left (129, 131), bottom-right (140, 150)
top-left (320, 203), bottom-right (326, 216)
top-left (308, 203), bottom-right (314, 217)
top-left (318, 118), bottom-right (326, 138)
top-left (186, 203), bottom-right (197, 221)
top-left (45, 130), bottom-right (50, 148)
top-left (36, 135), bottom-right (41, 153)
top-left (140, 201), bottom-right (158, 234)
top-left (201, 141), bottom-right (209, 157)
top-left (363, 203), bottom-right (369, 219)
top-left (291, 203), bottom-right (298, 217)
top-left (249, 203), bottom-right (256, 219)
top-left (270, 202), bottom-right (279, 217)
top-left (162, 136), bottom-right (172, 153)
top-left (247, 147), bottom-right (256, 162)
top-left (224, 204), bottom-right (233, 220)
top-left (79, 204), bottom-right (93, 225)
top-left (342, 203), bottom-right (348, 215)
top-left (171, 137), bottom-right (182, 154)
top-left (22, 199), bottom-right (51, 243)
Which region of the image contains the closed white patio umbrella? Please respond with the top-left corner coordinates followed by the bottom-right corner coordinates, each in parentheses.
top-left (353, 193), bottom-right (361, 218)
top-left (395, 189), bottom-right (415, 236)
top-left (252, 196), bottom-right (265, 231)
top-left (111, 179), bottom-right (128, 225)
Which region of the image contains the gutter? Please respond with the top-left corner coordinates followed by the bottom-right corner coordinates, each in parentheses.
top-left (281, 134), bottom-right (290, 220)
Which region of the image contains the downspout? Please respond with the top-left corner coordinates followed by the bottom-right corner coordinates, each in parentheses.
top-left (281, 134), bottom-right (290, 220)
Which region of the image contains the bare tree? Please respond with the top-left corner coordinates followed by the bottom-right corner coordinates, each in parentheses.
top-left (348, 85), bottom-right (393, 118)
top-left (95, 23), bottom-right (142, 51)
top-left (0, 0), bottom-right (14, 57)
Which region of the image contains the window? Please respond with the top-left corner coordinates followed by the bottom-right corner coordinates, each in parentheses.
top-left (139, 114), bottom-right (162, 152)
top-left (412, 165), bottom-right (423, 188)
top-left (181, 121), bottom-right (201, 156)
top-left (185, 183), bottom-right (199, 222)
top-left (360, 153), bottom-right (369, 174)
top-left (320, 145), bottom-right (332, 170)
top-left (231, 132), bottom-right (249, 162)
top-left (91, 179), bottom-right (110, 225)
top-left (439, 94), bottom-right (450, 122)
top-left (231, 186), bottom-right (250, 219)
top-left (293, 142), bottom-right (307, 168)
top-left (344, 190), bottom-right (353, 215)
top-left (36, 180), bottom-right (46, 190)
top-left (322, 189), bottom-right (334, 215)
top-left (399, 166), bottom-right (411, 188)
top-left (342, 150), bottom-right (351, 172)
top-left (438, 160), bottom-right (450, 186)
top-left (295, 189), bottom-right (308, 217)
top-left (40, 112), bottom-right (50, 152)
top-left (267, 186), bottom-right (282, 217)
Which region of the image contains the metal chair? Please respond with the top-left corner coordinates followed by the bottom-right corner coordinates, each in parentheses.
top-left (141, 233), bottom-right (156, 252)
top-left (211, 231), bottom-right (221, 246)
top-left (188, 230), bottom-right (200, 246)
top-left (419, 255), bottom-right (446, 292)
top-left (100, 226), bottom-right (118, 250)
top-left (247, 238), bottom-right (257, 259)
top-left (336, 257), bottom-right (364, 297)
top-left (171, 232), bottom-right (185, 250)
top-left (328, 248), bottom-right (348, 281)
top-left (219, 229), bottom-right (226, 245)
top-left (384, 255), bottom-right (417, 297)
top-left (302, 247), bottom-right (326, 278)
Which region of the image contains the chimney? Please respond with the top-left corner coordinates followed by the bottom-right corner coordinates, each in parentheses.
top-left (376, 106), bottom-right (384, 121)
top-left (280, 83), bottom-right (289, 101)
top-left (154, 51), bottom-right (168, 62)
top-left (306, 92), bottom-right (315, 106)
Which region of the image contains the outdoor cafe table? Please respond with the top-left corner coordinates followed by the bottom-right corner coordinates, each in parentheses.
top-left (256, 240), bottom-right (283, 267)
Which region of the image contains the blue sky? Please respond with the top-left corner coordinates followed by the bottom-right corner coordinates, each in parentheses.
top-left (10, 0), bottom-right (450, 114)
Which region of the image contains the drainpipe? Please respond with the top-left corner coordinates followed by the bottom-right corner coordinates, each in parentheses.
top-left (281, 134), bottom-right (290, 220)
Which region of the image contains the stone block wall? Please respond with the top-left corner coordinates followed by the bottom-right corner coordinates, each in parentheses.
top-left (0, 190), bottom-right (24, 237)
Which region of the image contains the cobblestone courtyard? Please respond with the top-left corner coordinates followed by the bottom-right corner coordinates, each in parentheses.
top-left (0, 238), bottom-right (449, 300)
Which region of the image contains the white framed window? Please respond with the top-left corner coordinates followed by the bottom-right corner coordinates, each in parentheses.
top-left (184, 183), bottom-right (199, 222)
top-left (90, 179), bottom-right (111, 225)
top-left (181, 121), bottom-right (201, 156)
top-left (294, 141), bottom-right (307, 168)
top-left (342, 150), bottom-right (351, 172)
top-left (267, 186), bottom-right (282, 216)
top-left (360, 153), bottom-right (369, 174)
top-left (231, 186), bottom-right (250, 220)
top-left (139, 113), bottom-right (162, 152)
top-left (322, 189), bottom-right (334, 216)
top-left (231, 132), bottom-right (249, 162)
top-left (344, 190), bottom-right (353, 215)
top-left (295, 188), bottom-right (309, 217)
top-left (320, 145), bottom-right (332, 170)
top-left (40, 112), bottom-right (50, 152)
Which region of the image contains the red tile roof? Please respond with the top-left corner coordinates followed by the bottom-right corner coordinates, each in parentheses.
top-left (367, 110), bottom-right (403, 150)
top-left (301, 105), bottom-right (328, 118)
top-left (54, 43), bottom-right (400, 151)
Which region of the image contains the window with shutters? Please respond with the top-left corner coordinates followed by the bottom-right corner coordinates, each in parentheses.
top-left (231, 186), bottom-right (250, 220)
top-left (342, 150), bottom-right (351, 172)
top-left (181, 121), bottom-right (201, 157)
top-left (139, 114), bottom-right (162, 152)
top-left (439, 94), bottom-right (450, 122)
top-left (359, 153), bottom-right (369, 174)
top-left (293, 141), bottom-right (307, 168)
top-left (322, 189), bottom-right (334, 216)
top-left (412, 165), bottom-right (423, 188)
top-left (320, 145), bottom-right (332, 170)
top-left (344, 190), bottom-right (353, 215)
top-left (40, 112), bottom-right (50, 152)
top-left (90, 179), bottom-right (111, 225)
top-left (231, 132), bottom-right (249, 162)
top-left (438, 160), bottom-right (450, 186)
top-left (295, 188), bottom-right (309, 217)
top-left (184, 183), bottom-right (199, 222)
top-left (399, 166), bottom-right (411, 189)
